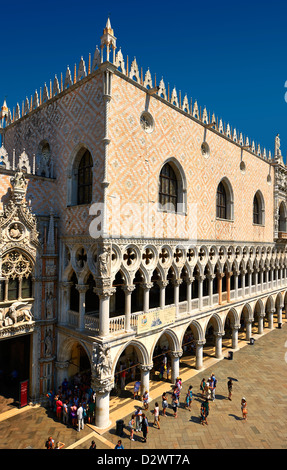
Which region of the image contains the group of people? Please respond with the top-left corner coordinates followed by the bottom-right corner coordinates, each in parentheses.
top-left (46, 372), bottom-right (96, 431)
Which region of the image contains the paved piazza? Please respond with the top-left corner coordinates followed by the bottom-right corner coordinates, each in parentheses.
top-left (0, 322), bottom-right (286, 450)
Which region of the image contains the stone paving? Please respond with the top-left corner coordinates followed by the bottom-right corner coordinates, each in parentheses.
top-left (0, 323), bottom-right (286, 449)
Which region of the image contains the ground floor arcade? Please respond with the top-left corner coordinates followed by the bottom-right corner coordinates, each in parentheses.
top-left (55, 289), bottom-right (286, 429)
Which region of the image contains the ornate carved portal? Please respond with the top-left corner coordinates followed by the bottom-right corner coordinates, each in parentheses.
top-left (0, 169), bottom-right (40, 331)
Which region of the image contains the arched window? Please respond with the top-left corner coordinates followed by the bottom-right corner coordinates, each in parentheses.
top-left (216, 178), bottom-right (234, 220)
top-left (253, 191), bottom-right (265, 225)
top-left (158, 159), bottom-right (187, 213)
top-left (159, 163), bottom-right (178, 211)
top-left (77, 150), bottom-right (93, 205)
top-left (279, 202), bottom-right (287, 232)
top-left (216, 182), bottom-right (227, 219)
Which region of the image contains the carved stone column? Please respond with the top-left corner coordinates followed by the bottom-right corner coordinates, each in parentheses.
top-left (93, 375), bottom-right (114, 429)
top-left (215, 332), bottom-right (224, 358)
top-left (76, 284), bottom-right (89, 330)
top-left (241, 269), bottom-right (246, 297)
top-left (186, 277), bottom-right (193, 313)
top-left (276, 303), bottom-right (283, 326)
top-left (268, 308), bottom-right (275, 330)
top-left (217, 273), bottom-right (224, 305)
top-left (170, 350), bottom-right (183, 383)
top-left (207, 274), bottom-right (215, 307)
top-left (226, 271), bottom-right (232, 302)
top-left (142, 283), bottom-right (153, 313)
top-left (59, 281), bottom-right (72, 324)
top-left (173, 279), bottom-right (182, 316)
top-left (231, 325), bottom-right (240, 350)
top-left (245, 318), bottom-right (253, 341)
top-left (197, 275), bottom-right (205, 310)
top-left (234, 270), bottom-right (240, 299)
top-left (94, 287), bottom-right (116, 337)
top-left (157, 280), bottom-right (169, 309)
top-left (195, 340), bottom-right (206, 370)
top-left (122, 285), bottom-right (135, 331)
top-left (140, 364), bottom-right (153, 396)
top-left (258, 314), bottom-right (264, 334)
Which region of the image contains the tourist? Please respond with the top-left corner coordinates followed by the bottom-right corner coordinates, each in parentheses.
top-left (70, 403), bottom-right (77, 428)
top-left (227, 379), bottom-right (233, 401)
top-left (210, 373), bottom-right (217, 401)
top-left (62, 399), bottom-right (69, 424)
top-left (56, 395), bottom-right (63, 421)
top-left (45, 436), bottom-right (54, 449)
top-left (89, 440), bottom-right (97, 449)
top-left (185, 385), bottom-right (193, 411)
top-left (135, 406), bottom-right (142, 431)
top-left (55, 441), bottom-right (65, 449)
top-left (171, 392), bottom-right (179, 418)
top-left (162, 392), bottom-right (168, 416)
top-left (201, 399), bottom-right (209, 425)
top-left (200, 378), bottom-right (206, 398)
top-left (133, 380), bottom-right (141, 400)
top-left (241, 397), bottom-right (248, 420)
top-left (115, 440), bottom-right (124, 449)
top-left (87, 397), bottom-right (95, 424)
top-left (77, 403), bottom-right (84, 431)
top-left (142, 390), bottom-right (149, 410)
top-left (153, 402), bottom-right (160, 429)
top-left (128, 414), bottom-right (135, 441)
top-left (141, 413), bottom-right (149, 442)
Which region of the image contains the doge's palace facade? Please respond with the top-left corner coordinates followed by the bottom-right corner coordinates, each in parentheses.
top-left (0, 19), bottom-right (287, 428)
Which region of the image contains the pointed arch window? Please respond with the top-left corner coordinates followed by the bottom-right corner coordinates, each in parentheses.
top-left (216, 182), bottom-right (227, 219)
top-left (77, 150), bottom-right (93, 205)
top-left (216, 178), bottom-right (234, 221)
top-left (159, 163), bottom-right (178, 211)
top-left (158, 159), bottom-right (187, 214)
top-left (253, 191), bottom-right (265, 225)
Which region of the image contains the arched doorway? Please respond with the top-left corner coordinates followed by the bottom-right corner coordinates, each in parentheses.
top-left (0, 334), bottom-right (31, 405)
top-left (112, 343), bottom-right (144, 399)
top-left (151, 332), bottom-right (173, 383)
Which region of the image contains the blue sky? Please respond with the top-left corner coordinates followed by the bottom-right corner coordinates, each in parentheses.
top-left (1, 0), bottom-right (287, 159)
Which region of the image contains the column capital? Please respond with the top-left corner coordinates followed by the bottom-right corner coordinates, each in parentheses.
top-left (75, 284), bottom-right (89, 294)
top-left (170, 349), bottom-right (183, 358)
top-left (92, 376), bottom-right (114, 395)
top-left (216, 272), bottom-right (225, 279)
top-left (122, 285), bottom-right (136, 294)
top-left (195, 339), bottom-right (206, 347)
top-left (140, 363), bottom-right (153, 372)
top-left (141, 282), bottom-right (153, 290)
top-left (173, 278), bottom-right (183, 287)
top-left (94, 287), bottom-right (116, 298)
top-left (55, 360), bottom-right (69, 370)
top-left (157, 280), bottom-right (169, 288)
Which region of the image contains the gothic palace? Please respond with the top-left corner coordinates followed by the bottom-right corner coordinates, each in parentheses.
top-left (0, 19), bottom-right (286, 428)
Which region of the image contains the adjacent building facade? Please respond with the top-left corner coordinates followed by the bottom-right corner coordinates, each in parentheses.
top-left (0, 20), bottom-right (287, 428)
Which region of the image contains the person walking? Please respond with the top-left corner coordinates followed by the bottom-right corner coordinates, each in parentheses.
top-left (185, 385), bottom-right (193, 411)
top-left (141, 413), bottom-right (149, 442)
top-left (142, 390), bottom-right (149, 410)
top-left (135, 407), bottom-right (142, 431)
top-left (70, 403), bottom-right (77, 428)
top-left (241, 397), bottom-right (248, 420)
top-left (227, 379), bottom-right (233, 401)
top-left (128, 414), bottom-right (135, 441)
top-left (200, 378), bottom-right (206, 398)
top-left (55, 396), bottom-right (63, 421)
top-left (45, 436), bottom-right (54, 449)
top-left (133, 380), bottom-right (141, 400)
top-left (115, 440), bottom-right (124, 449)
top-left (89, 440), bottom-right (97, 449)
top-left (62, 400), bottom-right (69, 425)
top-left (171, 392), bottom-right (179, 418)
top-left (201, 398), bottom-right (209, 425)
top-left (210, 373), bottom-right (217, 401)
top-left (162, 392), bottom-right (168, 417)
top-left (77, 403), bottom-right (84, 432)
top-left (153, 402), bottom-right (160, 429)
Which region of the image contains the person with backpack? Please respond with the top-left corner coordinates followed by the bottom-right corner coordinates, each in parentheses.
top-left (141, 413), bottom-right (149, 442)
top-left (210, 374), bottom-right (217, 401)
top-left (45, 436), bottom-right (54, 449)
